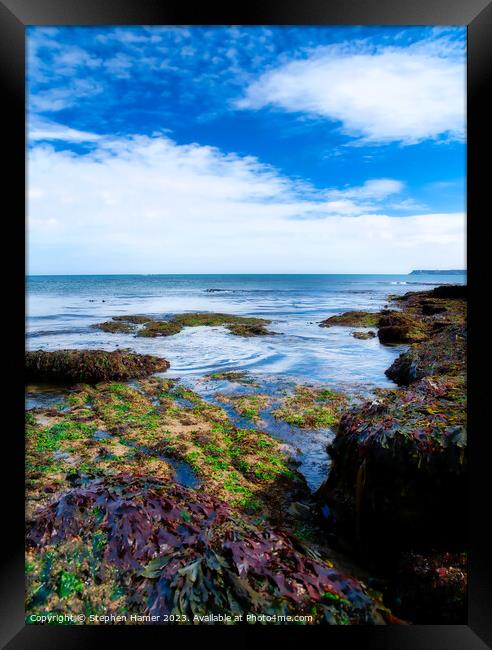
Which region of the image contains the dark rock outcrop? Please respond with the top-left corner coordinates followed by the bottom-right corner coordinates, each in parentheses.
top-left (377, 311), bottom-right (428, 344)
top-left (385, 325), bottom-right (466, 385)
top-left (316, 375), bottom-right (466, 559)
top-left (389, 551), bottom-right (467, 624)
top-left (432, 285), bottom-right (467, 299)
top-left (25, 349), bottom-right (170, 384)
top-left (316, 285), bottom-right (467, 623)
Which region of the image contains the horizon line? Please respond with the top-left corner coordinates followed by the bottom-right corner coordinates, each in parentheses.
top-left (26, 271), bottom-right (467, 277)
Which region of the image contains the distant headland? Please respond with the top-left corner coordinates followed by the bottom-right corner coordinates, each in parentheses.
top-left (410, 269), bottom-right (466, 275)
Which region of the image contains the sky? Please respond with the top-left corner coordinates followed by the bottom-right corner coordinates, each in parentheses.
top-left (27, 26), bottom-right (466, 274)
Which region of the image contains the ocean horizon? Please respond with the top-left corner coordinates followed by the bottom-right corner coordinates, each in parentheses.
top-left (26, 272), bottom-right (465, 383)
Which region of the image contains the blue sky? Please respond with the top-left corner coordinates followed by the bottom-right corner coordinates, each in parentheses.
top-left (27, 26), bottom-right (466, 274)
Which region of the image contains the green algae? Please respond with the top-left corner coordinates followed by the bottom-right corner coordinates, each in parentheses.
top-left (352, 331), bottom-right (376, 340)
top-left (273, 386), bottom-right (348, 429)
top-left (319, 311), bottom-right (380, 328)
top-left (206, 370), bottom-right (258, 385)
top-left (25, 350), bottom-right (170, 384)
top-left (27, 378), bottom-right (304, 518)
top-left (92, 321), bottom-right (135, 334)
top-left (216, 393), bottom-right (270, 422)
top-left (137, 320), bottom-right (183, 337)
top-left (94, 312), bottom-right (275, 338)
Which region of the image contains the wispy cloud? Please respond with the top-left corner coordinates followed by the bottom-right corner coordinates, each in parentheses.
top-left (237, 35), bottom-right (465, 145)
top-left (29, 118), bottom-right (102, 142)
top-left (28, 133), bottom-right (465, 274)
top-left (26, 27), bottom-right (466, 273)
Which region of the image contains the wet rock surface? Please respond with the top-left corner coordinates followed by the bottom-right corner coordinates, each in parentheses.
top-left (25, 375), bottom-right (397, 624)
top-left (352, 331), bottom-right (376, 340)
top-left (319, 311), bottom-right (380, 328)
top-left (25, 349), bottom-right (170, 384)
top-left (316, 286), bottom-right (467, 623)
top-left (25, 284), bottom-right (467, 625)
top-left (94, 312), bottom-right (275, 338)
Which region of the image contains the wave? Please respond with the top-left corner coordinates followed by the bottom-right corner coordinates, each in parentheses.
top-left (27, 327), bottom-right (92, 338)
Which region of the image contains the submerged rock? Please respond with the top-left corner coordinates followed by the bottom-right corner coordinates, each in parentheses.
top-left (93, 312), bottom-right (275, 338)
top-left (25, 349), bottom-right (170, 384)
top-left (352, 331), bottom-right (376, 340)
top-left (206, 370), bottom-right (257, 384)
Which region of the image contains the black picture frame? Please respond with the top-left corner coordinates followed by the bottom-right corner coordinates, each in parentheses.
top-left (2, 1), bottom-right (490, 647)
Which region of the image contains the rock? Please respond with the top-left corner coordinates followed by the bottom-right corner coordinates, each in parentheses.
top-left (94, 312), bottom-right (275, 338)
top-left (25, 349), bottom-right (170, 384)
top-left (320, 311), bottom-right (380, 328)
top-left (432, 285), bottom-right (466, 299)
top-left (315, 375), bottom-right (467, 561)
top-left (385, 325), bottom-right (466, 385)
top-left (421, 303), bottom-right (447, 316)
top-left (287, 501), bottom-right (313, 521)
top-left (377, 311), bottom-right (428, 344)
top-left (352, 331), bottom-right (376, 340)
top-left (390, 551), bottom-right (467, 624)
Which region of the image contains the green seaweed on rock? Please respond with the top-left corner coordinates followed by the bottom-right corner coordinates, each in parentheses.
top-left (272, 386), bottom-right (347, 429)
top-left (93, 312), bottom-right (275, 338)
top-left (25, 350), bottom-right (170, 384)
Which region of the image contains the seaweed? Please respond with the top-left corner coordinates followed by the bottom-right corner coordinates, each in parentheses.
top-left (25, 350), bottom-right (170, 384)
top-left (319, 312), bottom-right (380, 328)
top-left (216, 393), bottom-right (270, 422)
top-left (92, 321), bottom-right (135, 334)
top-left (377, 311), bottom-right (428, 344)
top-left (206, 371), bottom-right (257, 385)
top-left (26, 474), bottom-right (392, 624)
top-left (272, 386), bottom-right (347, 429)
top-left (352, 331), bottom-right (376, 340)
top-left (386, 325), bottom-right (466, 385)
top-left (316, 375), bottom-right (467, 555)
top-left (93, 313), bottom-right (275, 338)
top-left (390, 551), bottom-right (467, 623)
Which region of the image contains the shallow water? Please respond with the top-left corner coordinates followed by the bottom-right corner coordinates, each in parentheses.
top-left (26, 273), bottom-right (465, 490)
top-left (26, 273), bottom-right (465, 385)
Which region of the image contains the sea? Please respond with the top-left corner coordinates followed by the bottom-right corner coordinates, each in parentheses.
top-left (26, 273), bottom-right (466, 387)
top-left (26, 272), bottom-right (466, 489)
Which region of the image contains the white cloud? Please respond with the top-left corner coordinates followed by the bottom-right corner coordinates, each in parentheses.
top-left (27, 134), bottom-right (465, 274)
top-left (29, 118), bottom-right (101, 142)
top-left (237, 38), bottom-right (466, 145)
top-left (325, 178), bottom-right (404, 200)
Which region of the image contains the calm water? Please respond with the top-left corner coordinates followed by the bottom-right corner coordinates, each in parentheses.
top-left (26, 273), bottom-right (466, 490)
top-left (26, 273), bottom-right (465, 387)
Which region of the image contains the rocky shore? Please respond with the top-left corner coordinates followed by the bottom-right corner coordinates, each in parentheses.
top-left (316, 285), bottom-right (467, 622)
top-left (25, 287), bottom-right (466, 625)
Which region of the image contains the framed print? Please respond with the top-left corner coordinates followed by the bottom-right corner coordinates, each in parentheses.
top-left (1, 0), bottom-right (491, 647)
